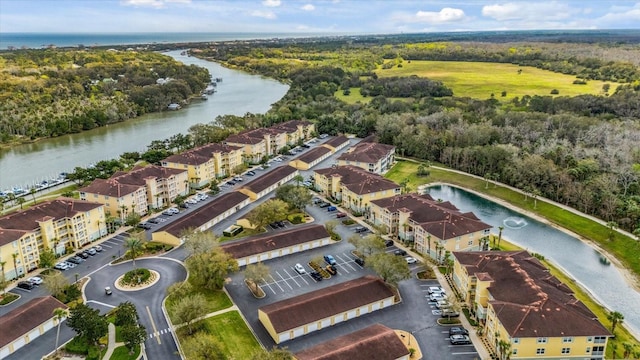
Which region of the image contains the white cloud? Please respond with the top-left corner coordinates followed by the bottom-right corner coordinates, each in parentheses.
top-left (251, 10), bottom-right (276, 19)
top-left (302, 4), bottom-right (315, 11)
top-left (482, 2), bottom-right (575, 22)
top-left (262, 0), bottom-right (281, 7)
top-left (415, 7), bottom-right (465, 23)
top-left (121, 0), bottom-right (190, 8)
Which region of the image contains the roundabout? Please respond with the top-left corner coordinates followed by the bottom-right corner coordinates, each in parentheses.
top-left (114, 269), bottom-right (161, 291)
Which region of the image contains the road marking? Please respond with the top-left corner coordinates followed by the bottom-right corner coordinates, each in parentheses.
top-left (268, 274), bottom-right (285, 292)
top-left (451, 351), bottom-right (478, 355)
top-left (86, 300), bottom-right (116, 308)
top-left (260, 278), bottom-right (276, 295)
top-left (100, 243), bottom-right (113, 248)
top-left (275, 271), bottom-right (293, 290)
top-left (146, 306), bottom-right (161, 345)
top-left (283, 268), bottom-right (301, 287)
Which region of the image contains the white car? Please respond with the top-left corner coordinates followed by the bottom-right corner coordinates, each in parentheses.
top-left (405, 256), bottom-right (418, 264)
top-left (429, 293), bottom-right (446, 302)
top-left (64, 261), bottom-right (77, 268)
top-left (28, 276), bottom-right (43, 285)
top-left (186, 199), bottom-right (198, 204)
top-left (294, 263), bottom-right (306, 275)
top-left (54, 262), bottom-right (69, 270)
top-left (427, 286), bottom-right (445, 294)
top-left (436, 299), bottom-right (450, 309)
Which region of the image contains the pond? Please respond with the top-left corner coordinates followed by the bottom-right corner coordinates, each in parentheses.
top-left (426, 184), bottom-right (640, 337)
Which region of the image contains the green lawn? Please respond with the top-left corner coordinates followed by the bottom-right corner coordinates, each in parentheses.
top-left (386, 160), bottom-right (640, 279)
top-left (166, 287), bottom-right (233, 324)
top-left (177, 311), bottom-right (261, 359)
top-left (376, 60), bottom-right (615, 100)
top-left (334, 87), bottom-right (371, 104)
top-left (109, 345), bottom-right (140, 360)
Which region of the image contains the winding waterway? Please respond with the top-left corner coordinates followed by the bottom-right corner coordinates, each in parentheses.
top-left (427, 184), bottom-right (640, 337)
top-left (0, 50), bottom-right (289, 190)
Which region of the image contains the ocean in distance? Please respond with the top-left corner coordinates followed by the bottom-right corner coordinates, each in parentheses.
top-left (0, 32), bottom-right (341, 50)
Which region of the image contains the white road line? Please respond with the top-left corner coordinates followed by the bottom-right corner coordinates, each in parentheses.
top-left (298, 273), bottom-right (310, 285)
top-left (451, 351), bottom-right (478, 355)
top-left (283, 268), bottom-right (301, 287)
top-left (275, 271), bottom-right (293, 290)
top-left (268, 274), bottom-right (285, 292)
top-left (260, 277), bottom-right (277, 294)
top-left (100, 243), bottom-right (113, 248)
top-left (86, 300), bottom-right (116, 308)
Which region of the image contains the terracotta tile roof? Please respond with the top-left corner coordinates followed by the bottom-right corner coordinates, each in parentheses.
top-left (315, 165), bottom-right (400, 195)
top-left (225, 132), bottom-right (265, 145)
top-left (370, 193), bottom-right (491, 240)
top-left (271, 120), bottom-right (313, 132)
top-left (454, 251), bottom-right (611, 338)
top-left (162, 143), bottom-right (241, 166)
top-left (337, 142), bottom-right (395, 164)
top-left (79, 178), bottom-right (143, 197)
top-left (153, 191), bottom-right (249, 237)
top-left (294, 146), bottom-right (331, 164)
top-left (241, 165), bottom-right (297, 195)
top-left (294, 324), bottom-right (409, 360)
top-left (221, 224), bottom-right (330, 259)
top-left (225, 127), bottom-right (285, 145)
top-left (0, 198), bottom-right (103, 246)
top-left (259, 276), bottom-right (394, 333)
top-left (322, 135), bottom-right (350, 149)
top-left (110, 165), bottom-right (186, 186)
top-left (0, 296), bottom-right (67, 348)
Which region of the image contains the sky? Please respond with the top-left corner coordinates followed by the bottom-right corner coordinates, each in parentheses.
top-left (1, 0), bottom-right (640, 34)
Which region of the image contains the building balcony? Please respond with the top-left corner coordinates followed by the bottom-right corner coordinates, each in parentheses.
top-left (476, 304), bottom-right (487, 320)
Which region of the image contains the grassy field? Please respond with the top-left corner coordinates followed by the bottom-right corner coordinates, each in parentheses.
top-left (166, 287), bottom-right (233, 324)
top-left (177, 311), bottom-right (261, 359)
top-left (375, 60), bottom-right (615, 100)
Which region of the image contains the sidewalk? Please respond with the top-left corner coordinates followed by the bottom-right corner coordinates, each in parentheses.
top-left (102, 323), bottom-right (121, 360)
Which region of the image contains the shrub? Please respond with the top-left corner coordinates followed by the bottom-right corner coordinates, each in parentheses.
top-left (290, 215), bottom-right (303, 224)
top-left (66, 336), bottom-right (90, 354)
top-left (342, 219), bottom-right (355, 225)
top-left (144, 242), bottom-right (166, 253)
top-left (121, 268), bottom-right (150, 286)
top-left (550, 89), bottom-right (560, 94)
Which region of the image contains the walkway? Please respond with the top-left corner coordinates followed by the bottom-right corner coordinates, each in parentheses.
top-left (102, 323), bottom-right (123, 360)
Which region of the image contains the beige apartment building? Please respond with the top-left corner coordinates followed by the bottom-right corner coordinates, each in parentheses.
top-left (161, 143), bottom-right (243, 187)
top-left (0, 198), bottom-right (106, 279)
top-left (337, 141), bottom-right (395, 174)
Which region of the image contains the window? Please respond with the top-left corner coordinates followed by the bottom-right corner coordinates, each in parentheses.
top-left (512, 349), bottom-right (518, 355)
top-left (587, 337), bottom-right (593, 342)
top-left (563, 337), bottom-right (574, 343)
top-left (561, 348), bottom-right (571, 354)
top-left (537, 337), bottom-right (548, 344)
top-left (586, 347), bottom-right (591, 353)
top-left (468, 240), bottom-right (474, 246)
top-left (536, 348), bottom-right (546, 355)
top-left (512, 338), bottom-right (520, 344)
top-left (594, 336), bottom-right (606, 344)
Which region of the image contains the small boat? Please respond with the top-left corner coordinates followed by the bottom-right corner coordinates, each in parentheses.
top-left (167, 103), bottom-right (181, 111)
top-left (201, 94), bottom-right (208, 100)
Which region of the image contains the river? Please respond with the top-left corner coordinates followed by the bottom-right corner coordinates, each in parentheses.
top-left (0, 50), bottom-right (289, 190)
top-left (426, 184), bottom-right (640, 337)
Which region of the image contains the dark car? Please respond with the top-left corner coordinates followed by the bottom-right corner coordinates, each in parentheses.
top-left (309, 271), bottom-right (323, 281)
top-left (354, 226), bottom-right (367, 233)
top-left (336, 212), bottom-right (346, 218)
top-left (327, 206), bottom-right (337, 212)
top-left (246, 171), bottom-right (256, 176)
top-left (318, 202), bottom-right (331, 208)
top-left (17, 281), bottom-right (35, 290)
top-left (354, 258), bottom-right (365, 266)
top-left (227, 181), bottom-right (236, 186)
top-left (385, 239), bottom-right (394, 247)
top-left (301, 144), bottom-right (310, 148)
top-left (137, 223), bottom-right (152, 230)
top-left (276, 221), bottom-right (286, 227)
top-left (449, 327), bottom-right (469, 336)
top-left (77, 252), bottom-right (89, 259)
top-left (148, 218), bottom-right (159, 224)
top-left (394, 249), bottom-right (407, 256)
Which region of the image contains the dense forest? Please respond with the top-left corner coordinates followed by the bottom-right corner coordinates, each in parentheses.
top-left (187, 37), bottom-right (640, 235)
top-left (0, 49), bottom-right (210, 143)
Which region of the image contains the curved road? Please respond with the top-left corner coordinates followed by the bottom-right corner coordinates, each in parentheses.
top-left (85, 257), bottom-right (187, 360)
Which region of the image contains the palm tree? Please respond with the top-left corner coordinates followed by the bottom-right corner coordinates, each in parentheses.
top-left (125, 236), bottom-right (144, 269)
top-left (0, 260), bottom-right (6, 295)
top-left (293, 174), bottom-right (304, 186)
top-left (426, 234), bottom-right (432, 258)
top-left (607, 310), bottom-right (624, 333)
top-left (53, 307), bottom-right (68, 356)
top-left (498, 339), bottom-right (512, 360)
top-left (30, 187), bottom-right (37, 205)
top-left (11, 253), bottom-right (18, 279)
top-left (497, 226), bottom-right (504, 249)
top-left (16, 197), bottom-right (26, 209)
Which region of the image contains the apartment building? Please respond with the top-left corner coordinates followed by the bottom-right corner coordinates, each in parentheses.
top-left (0, 198), bottom-right (106, 280)
top-left (337, 141), bottom-right (396, 174)
top-left (313, 165), bottom-right (401, 214)
top-left (452, 250), bottom-right (611, 359)
top-left (369, 193), bottom-right (491, 258)
top-left (270, 120), bottom-right (315, 145)
top-left (80, 165), bottom-right (188, 218)
top-left (161, 143), bottom-right (243, 187)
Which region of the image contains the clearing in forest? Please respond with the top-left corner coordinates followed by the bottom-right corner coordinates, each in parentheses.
top-left (374, 60), bottom-right (615, 100)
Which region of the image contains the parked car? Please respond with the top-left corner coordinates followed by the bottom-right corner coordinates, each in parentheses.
top-left (312, 197), bottom-right (323, 204)
top-left (137, 223), bottom-right (152, 230)
top-left (294, 263), bottom-right (306, 275)
top-left (68, 256), bottom-right (83, 264)
top-left (179, 203), bottom-right (189, 209)
top-left (354, 258), bottom-right (365, 266)
top-left (427, 286), bottom-right (445, 295)
top-left (405, 256), bottom-right (417, 264)
top-left (354, 226), bottom-right (367, 233)
top-left (441, 309), bottom-right (461, 318)
top-left (449, 334), bottom-right (471, 345)
top-left (324, 255), bottom-right (337, 266)
top-left (436, 299), bottom-right (450, 309)
top-left (86, 248), bottom-right (97, 256)
top-left (246, 171), bottom-right (256, 176)
top-left (28, 276), bottom-right (43, 285)
top-left (394, 249), bottom-right (407, 256)
top-left (234, 176), bottom-right (243, 182)
top-left (227, 181), bottom-right (237, 186)
top-left (77, 252), bottom-right (89, 259)
top-left (385, 239), bottom-right (394, 247)
top-left (318, 202), bottom-right (331, 208)
top-left (17, 281), bottom-right (35, 290)
top-left (301, 144), bottom-right (310, 148)
top-left (148, 218), bottom-right (159, 224)
top-left (310, 271), bottom-right (323, 281)
top-left (325, 265), bottom-right (337, 275)
top-left (186, 199), bottom-right (198, 205)
top-left (336, 212), bottom-right (346, 218)
top-left (327, 206), bottom-right (337, 212)
top-left (429, 293), bottom-right (446, 302)
top-left (276, 221), bottom-right (286, 227)
top-left (162, 209), bottom-right (175, 216)
top-left (93, 245), bottom-right (103, 252)
top-left (64, 261), bottom-right (76, 268)
top-left (54, 262), bottom-right (69, 270)
top-left (449, 327), bottom-right (469, 336)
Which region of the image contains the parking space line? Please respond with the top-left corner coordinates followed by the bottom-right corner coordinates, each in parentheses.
top-left (100, 243), bottom-right (113, 248)
top-left (275, 271), bottom-right (293, 290)
top-left (260, 278), bottom-right (277, 295)
top-left (268, 274), bottom-right (285, 292)
top-left (298, 274), bottom-right (310, 285)
top-left (338, 254), bottom-right (358, 271)
top-left (283, 268), bottom-right (302, 287)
